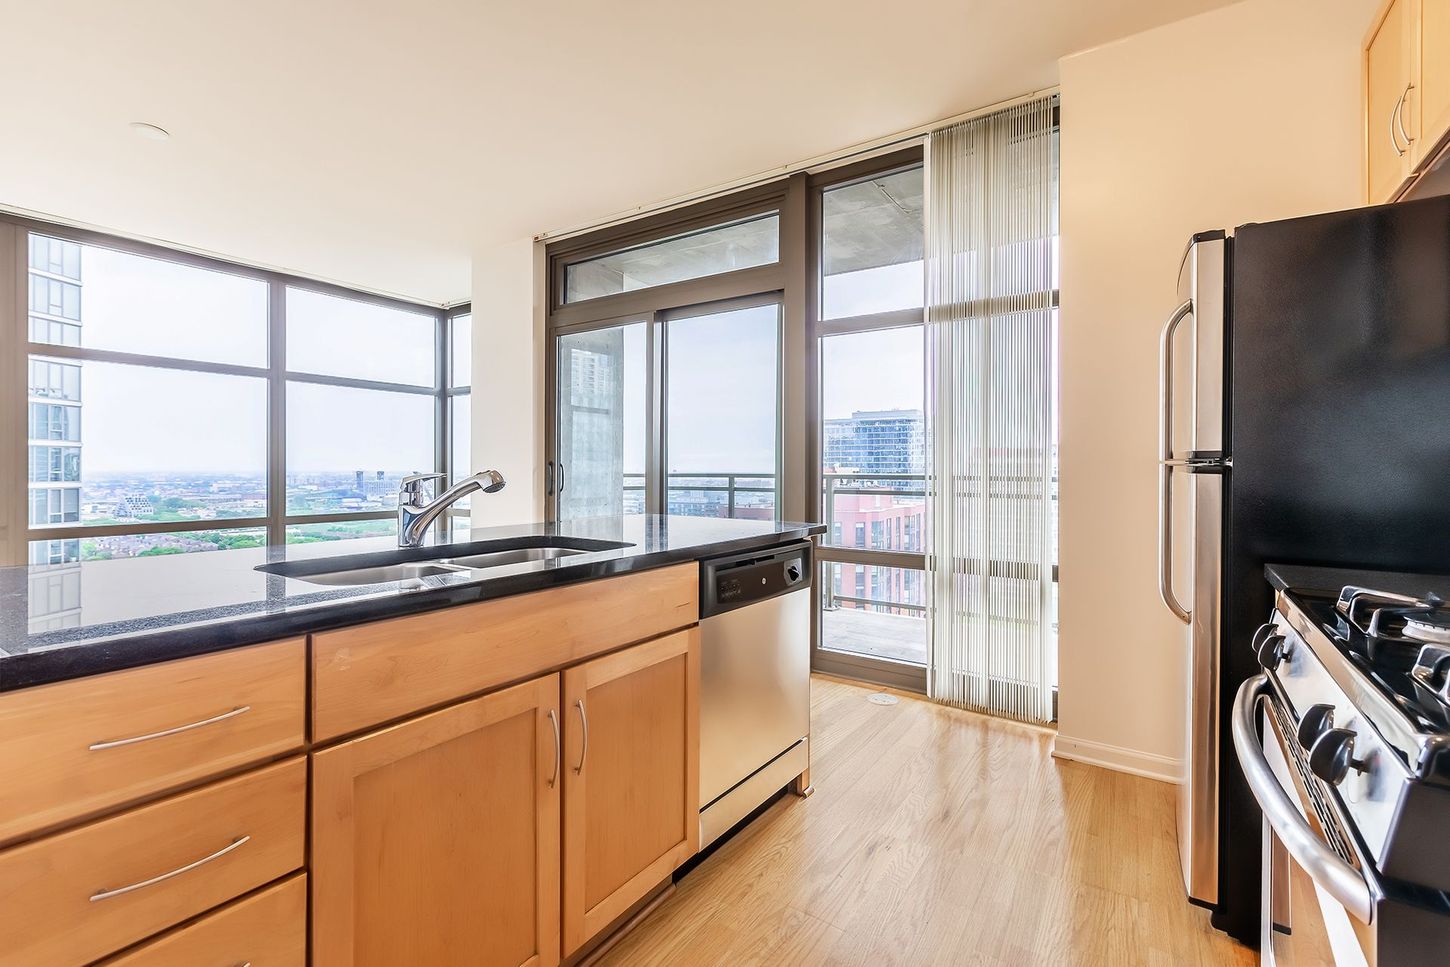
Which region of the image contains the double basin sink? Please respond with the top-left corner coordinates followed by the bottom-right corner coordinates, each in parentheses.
top-left (255, 535), bottom-right (633, 588)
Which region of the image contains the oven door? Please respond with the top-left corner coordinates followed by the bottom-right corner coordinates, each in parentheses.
top-left (1232, 677), bottom-right (1377, 966)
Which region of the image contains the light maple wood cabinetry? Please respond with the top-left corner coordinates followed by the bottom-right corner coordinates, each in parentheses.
top-left (311, 674), bottom-right (563, 967)
top-left (0, 756), bottom-right (305, 966)
top-left (1420, 0), bottom-right (1450, 148)
top-left (1366, 0), bottom-right (1417, 203)
top-left (311, 562), bottom-right (697, 741)
top-left (562, 628), bottom-right (700, 956)
top-left (1365, 0), bottom-right (1450, 202)
top-left (102, 873), bottom-right (307, 967)
top-left (0, 637), bottom-right (305, 845)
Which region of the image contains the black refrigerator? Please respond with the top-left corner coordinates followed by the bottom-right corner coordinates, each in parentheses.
top-left (1157, 193), bottom-right (1450, 944)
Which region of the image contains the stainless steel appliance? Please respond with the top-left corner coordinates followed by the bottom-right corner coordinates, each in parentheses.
top-left (1158, 196), bottom-right (1450, 943)
top-left (1159, 231), bottom-right (1228, 909)
top-left (698, 541), bottom-right (812, 849)
top-left (1232, 567), bottom-right (1450, 965)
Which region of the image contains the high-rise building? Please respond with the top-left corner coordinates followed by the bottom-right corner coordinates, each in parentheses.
top-left (822, 408), bottom-right (923, 476)
top-left (26, 236), bottom-right (84, 565)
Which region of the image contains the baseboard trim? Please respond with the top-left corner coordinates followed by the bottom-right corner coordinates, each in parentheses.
top-left (1050, 734), bottom-right (1181, 784)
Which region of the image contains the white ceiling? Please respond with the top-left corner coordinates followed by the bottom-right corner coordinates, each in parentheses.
top-left (0, 0), bottom-right (1232, 304)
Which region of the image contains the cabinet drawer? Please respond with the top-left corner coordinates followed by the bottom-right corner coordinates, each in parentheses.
top-left (102, 873), bottom-right (306, 967)
top-left (0, 756), bottom-right (306, 966)
top-left (0, 638), bottom-right (305, 844)
top-left (313, 563), bottom-right (697, 740)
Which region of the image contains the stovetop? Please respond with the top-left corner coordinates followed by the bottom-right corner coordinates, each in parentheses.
top-left (1291, 590), bottom-right (1450, 734)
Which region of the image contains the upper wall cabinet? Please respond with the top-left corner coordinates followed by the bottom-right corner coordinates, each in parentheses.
top-left (1366, 0), bottom-right (1450, 203)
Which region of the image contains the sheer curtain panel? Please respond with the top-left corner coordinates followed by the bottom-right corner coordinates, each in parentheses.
top-left (924, 95), bottom-right (1059, 723)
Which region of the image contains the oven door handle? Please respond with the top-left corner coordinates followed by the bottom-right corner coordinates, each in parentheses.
top-left (1232, 676), bottom-right (1375, 924)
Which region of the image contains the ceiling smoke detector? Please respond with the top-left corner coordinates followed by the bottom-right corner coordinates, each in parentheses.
top-left (128, 122), bottom-right (171, 141)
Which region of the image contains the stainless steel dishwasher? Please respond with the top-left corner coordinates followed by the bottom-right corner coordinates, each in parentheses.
top-left (698, 540), bottom-right (812, 849)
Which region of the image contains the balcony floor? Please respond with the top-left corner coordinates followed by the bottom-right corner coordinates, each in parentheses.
top-left (821, 606), bottom-right (926, 665)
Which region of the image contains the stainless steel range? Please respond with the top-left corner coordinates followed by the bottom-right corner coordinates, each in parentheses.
top-left (1233, 566), bottom-right (1450, 965)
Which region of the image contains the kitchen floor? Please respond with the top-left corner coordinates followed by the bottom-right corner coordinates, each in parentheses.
top-left (598, 676), bottom-right (1254, 966)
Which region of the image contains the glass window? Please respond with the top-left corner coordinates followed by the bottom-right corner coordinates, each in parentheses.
top-left (74, 527), bottom-right (267, 560)
top-left (452, 395), bottom-right (471, 486)
top-left (820, 326), bottom-right (925, 550)
top-left (451, 312), bottom-right (472, 387)
top-left (27, 233), bottom-right (268, 366)
top-left (665, 303), bottom-right (780, 520)
top-left (286, 382), bottom-right (434, 515)
top-left (565, 214), bottom-right (780, 303)
top-left (286, 519), bottom-right (397, 544)
top-left (821, 167), bottom-right (924, 319)
top-left (820, 562), bottom-right (927, 664)
top-left (556, 323), bottom-right (646, 520)
top-left (286, 288), bottom-right (436, 386)
top-left (25, 358), bottom-right (267, 528)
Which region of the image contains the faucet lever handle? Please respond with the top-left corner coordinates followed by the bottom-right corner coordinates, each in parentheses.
top-left (399, 472), bottom-right (446, 503)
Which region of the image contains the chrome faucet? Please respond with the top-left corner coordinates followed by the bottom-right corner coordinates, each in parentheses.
top-left (397, 470), bottom-right (506, 547)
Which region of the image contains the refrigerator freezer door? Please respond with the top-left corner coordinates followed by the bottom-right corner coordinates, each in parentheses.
top-left (1174, 233), bottom-right (1228, 460)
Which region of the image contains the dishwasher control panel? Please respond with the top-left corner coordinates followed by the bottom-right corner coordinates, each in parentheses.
top-left (699, 541), bottom-right (812, 618)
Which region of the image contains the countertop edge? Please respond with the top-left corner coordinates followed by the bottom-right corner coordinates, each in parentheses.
top-left (2, 524), bottom-right (824, 694)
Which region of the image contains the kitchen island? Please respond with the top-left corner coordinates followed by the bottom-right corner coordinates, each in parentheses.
top-left (0, 514), bottom-right (823, 966)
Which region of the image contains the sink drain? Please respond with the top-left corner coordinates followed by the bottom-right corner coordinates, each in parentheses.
top-left (867, 692), bottom-right (899, 706)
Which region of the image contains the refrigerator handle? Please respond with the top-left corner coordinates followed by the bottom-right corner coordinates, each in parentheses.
top-left (1159, 299), bottom-right (1194, 624)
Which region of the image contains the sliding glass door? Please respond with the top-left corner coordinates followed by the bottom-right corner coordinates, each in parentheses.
top-left (664, 300), bottom-right (780, 519)
top-left (554, 321), bottom-right (647, 520)
top-left (550, 297), bottom-right (782, 522)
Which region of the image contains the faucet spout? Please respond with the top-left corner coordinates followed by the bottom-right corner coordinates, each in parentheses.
top-left (397, 470), bottom-right (506, 547)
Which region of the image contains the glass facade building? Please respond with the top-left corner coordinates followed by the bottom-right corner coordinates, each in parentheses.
top-left (26, 237), bottom-right (84, 564)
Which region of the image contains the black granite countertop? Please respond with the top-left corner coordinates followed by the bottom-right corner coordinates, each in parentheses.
top-left (1, 515), bottom-right (824, 692)
top-left (1265, 562), bottom-right (1450, 599)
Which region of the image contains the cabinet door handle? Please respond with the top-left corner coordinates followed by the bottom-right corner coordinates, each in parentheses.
top-left (1391, 87), bottom-right (1408, 157)
top-left (573, 699), bottom-right (588, 774)
top-left (88, 706), bottom-right (250, 751)
top-left (90, 835), bottom-right (250, 902)
top-left (547, 708), bottom-right (561, 787)
top-left (1397, 83), bottom-right (1416, 150)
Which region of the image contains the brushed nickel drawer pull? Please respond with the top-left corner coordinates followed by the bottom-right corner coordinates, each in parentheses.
top-left (89, 835), bottom-right (251, 902)
top-left (547, 708), bottom-right (561, 788)
top-left (88, 706), bottom-right (251, 751)
top-left (573, 699), bottom-right (588, 774)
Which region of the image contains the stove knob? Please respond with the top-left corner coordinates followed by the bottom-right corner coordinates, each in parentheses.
top-left (1256, 633), bottom-right (1290, 671)
top-left (1308, 728), bottom-right (1366, 786)
top-left (1296, 703), bottom-right (1335, 749)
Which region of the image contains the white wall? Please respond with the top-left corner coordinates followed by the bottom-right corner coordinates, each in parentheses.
top-left (1054, 0), bottom-right (1376, 779)
top-left (469, 237), bottom-right (546, 525)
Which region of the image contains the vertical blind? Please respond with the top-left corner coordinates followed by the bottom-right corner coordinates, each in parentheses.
top-left (924, 94), bottom-right (1059, 723)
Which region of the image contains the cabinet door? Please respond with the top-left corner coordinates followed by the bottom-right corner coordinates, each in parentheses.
top-left (561, 629), bottom-right (699, 955)
top-left (1367, 0), bottom-right (1416, 203)
top-left (1421, 0), bottom-right (1450, 158)
top-left (312, 675), bottom-right (562, 967)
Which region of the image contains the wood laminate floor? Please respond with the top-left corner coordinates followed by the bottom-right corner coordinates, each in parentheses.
top-left (597, 676), bottom-right (1256, 966)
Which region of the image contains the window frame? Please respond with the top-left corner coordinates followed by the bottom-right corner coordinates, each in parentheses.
top-left (542, 177), bottom-right (807, 525)
top-left (807, 147), bottom-right (932, 692)
top-left (0, 216), bottom-right (460, 565)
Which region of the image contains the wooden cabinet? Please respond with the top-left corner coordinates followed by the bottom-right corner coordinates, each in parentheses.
top-left (1365, 0), bottom-right (1450, 202)
top-left (311, 563), bottom-right (697, 741)
top-left (561, 629), bottom-right (700, 956)
top-left (0, 756), bottom-right (305, 966)
top-left (1366, 0), bottom-right (1416, 203)
top-left (0, 637), bottom-right (305, 845)
top-left (311, 674), bottom-right (562, 967)
top-left (102, 873), bottom-right (306, 967)
top-left (1420, 0), bottom-right (1450, 152)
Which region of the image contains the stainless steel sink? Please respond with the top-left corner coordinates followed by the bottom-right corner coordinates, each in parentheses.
top-left (254, 536), bottom-right (630, 588)
top-left (286, 562), bottom-right (473, 587)
top-left (436, 546), bottom-right (585, 569)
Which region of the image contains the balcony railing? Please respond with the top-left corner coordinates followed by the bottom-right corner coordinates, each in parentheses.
top-left (622, 472), bottom-right (777, 518)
